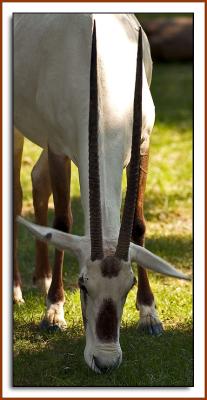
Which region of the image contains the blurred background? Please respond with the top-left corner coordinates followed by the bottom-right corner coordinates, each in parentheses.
top-left (137, 13), bottom-right (193, 61)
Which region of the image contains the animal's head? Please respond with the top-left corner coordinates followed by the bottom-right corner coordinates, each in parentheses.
top-left (17, 23), bottom-right (190, 373)
top-left (78, 256), bottom-right (136, 372)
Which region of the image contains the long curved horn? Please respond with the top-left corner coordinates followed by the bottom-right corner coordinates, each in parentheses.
top-left (89, 21), bottom-right (104, 261)
top-left (17, 216), bottom-right (83, 257)
top-left (130, 242), bottom-right (191, 281)
top-left (115, 28), bottom-right (143, 261)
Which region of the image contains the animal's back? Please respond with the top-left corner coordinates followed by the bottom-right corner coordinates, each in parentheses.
top-left (14, 14), bottom-right (154, 166)
top-left (14, 14), bottom-right (93, 159)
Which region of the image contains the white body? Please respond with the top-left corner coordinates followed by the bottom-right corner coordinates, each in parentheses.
top-left (14, 13), bottom-right (155, 240)
top-left (15, 14), bottom-right (188, 373)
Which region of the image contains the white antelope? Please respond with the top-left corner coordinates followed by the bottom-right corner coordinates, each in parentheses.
top-left (14, 14), bottom-right (189, 373)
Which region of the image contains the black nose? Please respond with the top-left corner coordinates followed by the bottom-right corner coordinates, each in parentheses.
top-left (93, 356), bottom-right (120, 373)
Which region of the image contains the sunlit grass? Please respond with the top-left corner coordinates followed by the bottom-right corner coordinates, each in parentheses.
top-left (14, 62), bottom-right (193, 387)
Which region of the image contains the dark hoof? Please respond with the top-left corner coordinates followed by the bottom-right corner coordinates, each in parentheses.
top-left (13, 298), bottom-right (25, 305)
top-left (48, 324), bottom-right (61, 333)
top-left (152, 323), bottom-right (164, 336)
top-left (39, 319), bottom-right (50, 330)
top-left (137, 321), bottom-right (164, 336)
top-left (40, 319), bottom-right (64, 332)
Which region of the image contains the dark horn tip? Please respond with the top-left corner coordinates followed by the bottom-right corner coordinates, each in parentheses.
top-left (45, 233), bottom-right (52, 240)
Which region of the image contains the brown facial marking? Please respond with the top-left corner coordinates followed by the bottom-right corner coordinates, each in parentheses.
top-left (101, 256), bottom-right (121, 278)
top-left (96, 299), bottom-right (118, 342)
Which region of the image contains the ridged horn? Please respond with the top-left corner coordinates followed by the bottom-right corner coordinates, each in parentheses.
top-left (88, 21), bottom-right (104, 261)
top-left (115, 28), bottom-right (143, 261)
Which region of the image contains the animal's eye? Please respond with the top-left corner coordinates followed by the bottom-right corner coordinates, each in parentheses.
top-left (80, 284), bottom-right (88, 294)
top-left (78, 277), bottom-right (88, 294)
top-left (130, 276), bottom-right (137, 289)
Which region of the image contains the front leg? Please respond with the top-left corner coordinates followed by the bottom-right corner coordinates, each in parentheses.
top-left (40, 149), bottom-right (72, 331)
top-left (41, 250), bottom-right (67, 331)
top-left (13, 128), bottom-right (24, 304)
top-left (136, 268), bottom-right (163, 335)
top-left (128, 153), bottom-right (163, 335)
top-left (31, 149), bottom-right (52, 294)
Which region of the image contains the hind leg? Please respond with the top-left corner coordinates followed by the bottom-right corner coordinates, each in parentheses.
top-left (128, 153), bottom-right (163, 335)
top-left (40, 148), bottom-right (73, 330)
top-left (13, 128), bottom-right (24, 304)
top-left (31, 149), bottom-right (52, 294)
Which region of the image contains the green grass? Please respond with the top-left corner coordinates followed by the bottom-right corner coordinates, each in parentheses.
top-left (14, 62), bottom-right (193, 387)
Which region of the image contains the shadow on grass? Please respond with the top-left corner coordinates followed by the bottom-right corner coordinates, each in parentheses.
top-left (145, 236), bottom-right (192, 271)
top-left (13, 314), bottom-right (193, 387)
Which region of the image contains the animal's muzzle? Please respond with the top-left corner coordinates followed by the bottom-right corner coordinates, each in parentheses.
top-left (93, 354), bottom-right (121, 373)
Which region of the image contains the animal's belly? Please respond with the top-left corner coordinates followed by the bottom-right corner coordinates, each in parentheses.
top-left (14, 100), bottom-right (79, 165)
top-left (14, 101), bottom-right (48, 149)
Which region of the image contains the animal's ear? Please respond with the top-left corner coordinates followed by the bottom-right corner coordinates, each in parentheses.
top-left (129, 242), bottom-right (191, 281)
top-left (17, 216), bottom-right (84, 258)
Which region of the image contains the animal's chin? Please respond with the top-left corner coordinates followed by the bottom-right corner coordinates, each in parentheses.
top-left (84, 347), bottom-right (122, 374)
top-left (90, 357), bottom-right (102, 374)
top-left (86, 358), bottom-right (122, 374)
top-left (84, 352), bottom-right (100, 373)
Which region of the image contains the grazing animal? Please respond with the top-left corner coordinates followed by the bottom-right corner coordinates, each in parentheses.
top-left (14, 14), bottom-right (189, 373)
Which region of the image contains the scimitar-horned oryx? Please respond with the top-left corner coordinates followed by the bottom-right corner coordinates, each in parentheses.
top-left (14, 14), bottom-right (190, 373)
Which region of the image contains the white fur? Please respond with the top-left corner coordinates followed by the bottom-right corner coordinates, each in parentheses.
top-left (44, 299), bottom-right (67, 329)
top-left (14, 14), bottom-right (154, 239)
top-left (85, 342), bottom-right (122, 373)
top-left (139, 302), bottom-right (158, 320)
top-left (137, 302), bottom-right (161, 329)
top-left (35, 277), bottom-right (52, 295)
top-left (13, 285), bottom-right (24, 304)
top-left (80, 259), bottom-right (132, 370)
